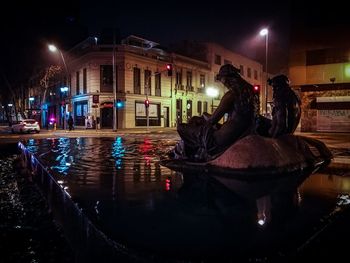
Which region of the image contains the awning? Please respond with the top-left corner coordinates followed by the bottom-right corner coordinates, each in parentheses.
top-left (316, 96), bottom-right (350, 110)
top-left (100, 102), bottom-right (113, 108)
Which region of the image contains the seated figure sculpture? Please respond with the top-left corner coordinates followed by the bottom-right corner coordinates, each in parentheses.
top-left (165, 70), bottom-right (332, 174)
top-left (172, 64), bottom-right (257, 161)
top-left (268, 75), bottom-right (301, 137)
top-left (256, 74), bottom-right (301, 138)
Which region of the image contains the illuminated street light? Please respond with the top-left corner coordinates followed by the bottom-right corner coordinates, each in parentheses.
top-left (60, 86), bottom-right (69, 92)
top-left (48, 44), bottom-right (68, 75)
top-left (259, 28), bottom-right (269, 115)
top-left (48, 44), bottom-right (57, 52)
top-left (49, 44), bottom-right (69, 130)
top-left (206, 87), bottom-right (219, 113)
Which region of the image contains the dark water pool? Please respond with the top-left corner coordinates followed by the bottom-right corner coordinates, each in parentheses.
top-left (22, 137), bottom-right (350, 261)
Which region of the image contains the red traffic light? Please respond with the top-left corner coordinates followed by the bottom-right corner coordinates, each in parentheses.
top-left (166, 63), bottom-right (173, 76)
top-left (145, 99), bottom-right (150, 108)
top-left (253, 85), bottom-right (260, 93)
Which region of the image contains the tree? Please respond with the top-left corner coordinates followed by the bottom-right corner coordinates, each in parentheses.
top-left (0, 72), bottom-right (23, 125)
top-left (39, 65), bottom-right (62, 127)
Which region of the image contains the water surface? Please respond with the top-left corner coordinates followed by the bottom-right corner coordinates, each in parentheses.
top-left (23, 137), bottom-right (350, 261)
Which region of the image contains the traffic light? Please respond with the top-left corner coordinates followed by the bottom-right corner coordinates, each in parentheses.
top-left (145, 99), bottom-right (150, 108)
top-left (166, 63), bottom-right (173, 76)
top-left (116, 99), bottom-right (123, 108)
top-left (253, 85), bottom-right (260, 94)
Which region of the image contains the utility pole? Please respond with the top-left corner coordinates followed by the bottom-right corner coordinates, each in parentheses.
top-left (112, 33), bottom-right (117, 131)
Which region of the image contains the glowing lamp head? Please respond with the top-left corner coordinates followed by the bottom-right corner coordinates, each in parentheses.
top-left (259, 28), bottom-right (268, 36)
top-left (206, 87), bottom-right (219, 98)
top-left (48, 44), bottom-right (57, 52)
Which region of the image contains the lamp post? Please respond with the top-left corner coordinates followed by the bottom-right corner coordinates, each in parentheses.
top-left (49, 44), bottom-right (69, 130)
top-left (206, 87), bottom-right (219, 113)
top-left (112, 37), bottom-right (117, 131)
top-left (259, 28), bottom-right (269, 115)
top-left (48, 45), bottom-right (68, 75)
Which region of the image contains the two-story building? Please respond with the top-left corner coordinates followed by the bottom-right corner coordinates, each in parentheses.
top-left (28, 35), bottom-right (264, 130)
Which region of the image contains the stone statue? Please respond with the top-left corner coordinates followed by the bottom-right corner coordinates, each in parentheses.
top-left (171, 64), bottom-right (258, 161)
top-left (256, 74), bottom-right (301, 138)
top-left (268, 75), bottom-right (301, 137)
top-left (164, 68), bottom-right (332, 174)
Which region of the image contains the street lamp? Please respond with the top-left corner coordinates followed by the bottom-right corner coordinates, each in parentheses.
top-left (48, 44), bottom-right (69, 77)
top-left (206, 87), bottom-right (219, 113)
top-left (259, 28), bottom-right (269, 115)
top-left (49, 44), bottom-right (69, 129)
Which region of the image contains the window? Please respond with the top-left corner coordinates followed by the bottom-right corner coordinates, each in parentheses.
top-left (214, 72), bottom-right (219, 82)
top-left (76, 71), bottom-right (80, 95)
top-left (200, 74), bottom-right (205, 88)
top-left (247, 67), bottom-right (252, 78)
top-left (240, 65), bottom-right (244, 76)
top-left (100, 65), bottom-right (113, 92)
top-left (215, 54), bottom-right (221, 65)
top-left (144, 69), bottom-right (151, 95)
top-left (254, 69), bottom-right (258, 80)
top-left (155, 72), bottom-right (161, 96)
top-left (74, 100), bottom-right (88, 126)
top-left (135, 102), bottom-right (161, 126)
top-left (224, 59), bottom-right (232, 65)
top-left (186, 71), bottom-right (192, 91)
top-left (197, 101), bottom-right (202, 115)
top-left (175, 71), bottom-right (182, 86)
top-left (203, 101), bottom-right (208, 113)
top-left (133, 67), bottom-right (141, 94)
top-left (186, 100), bottom-right (192, 120)
top-left (83, 68), bottom-right (87, 94)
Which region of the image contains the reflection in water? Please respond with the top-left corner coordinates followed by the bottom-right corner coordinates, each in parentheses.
top-left (112, 136), bottom-right (125, 170)
top-left (22, 137), bottom-right (350, 261)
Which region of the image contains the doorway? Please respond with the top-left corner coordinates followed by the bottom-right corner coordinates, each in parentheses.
top-left (101, 107), bottom-right (113, 128)
top-left (176, 99), bottom-right (182, 124)
top-left (163, 107), bottom-right (169, 127)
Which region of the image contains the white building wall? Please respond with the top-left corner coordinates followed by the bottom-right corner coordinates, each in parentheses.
top-left (62, 40), bottom-right (262, 129)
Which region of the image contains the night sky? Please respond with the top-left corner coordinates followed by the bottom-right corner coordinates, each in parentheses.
top-left (0, 0), bottom-right (348, 87)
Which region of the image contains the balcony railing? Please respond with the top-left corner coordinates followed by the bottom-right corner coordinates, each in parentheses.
top-left (197, 87), bottom-right (205, 93)
top-left (176, 84), bottom-right (184, 90)
top-left (186, 86), bottom-right (194, 92)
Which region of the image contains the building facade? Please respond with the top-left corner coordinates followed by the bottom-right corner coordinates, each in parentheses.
top-left (28, 36), bottom-right (263, 130)
top-left (204, 43), bottom-right (265, 113)
top-left (289, 47), bottom-right (350, 132)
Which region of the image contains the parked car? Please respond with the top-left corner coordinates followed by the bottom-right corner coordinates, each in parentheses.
top-left (11, 119), bottom-right (40, 133)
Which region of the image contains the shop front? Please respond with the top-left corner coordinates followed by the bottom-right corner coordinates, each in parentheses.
top-left (135, 101), bottom-right (161, 126)
top-left (74, 100), bottom-right (88, 127)
top-left (100, 101), bottom-right (114, 128)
